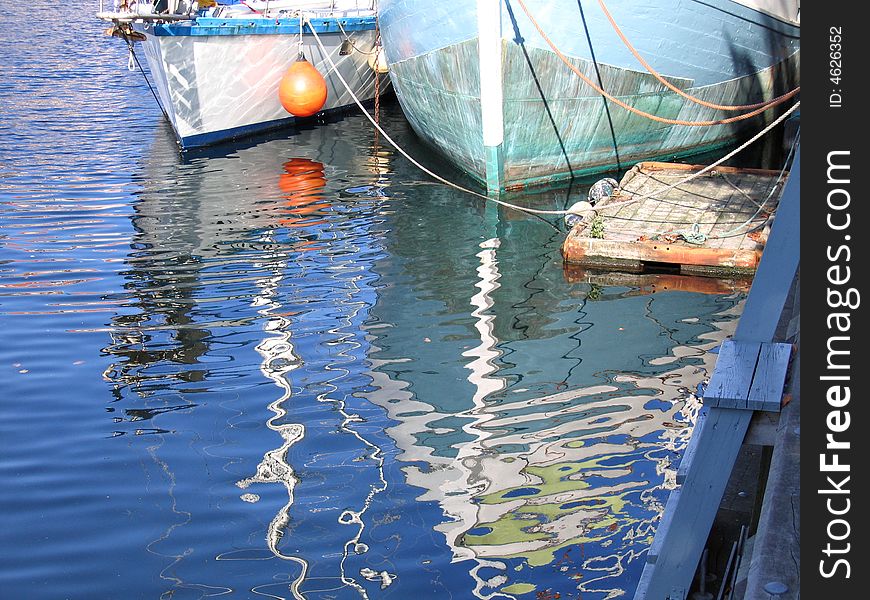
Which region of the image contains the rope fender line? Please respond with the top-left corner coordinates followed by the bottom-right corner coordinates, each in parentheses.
top-left (595, 0), bottom-right (800, 112)
top-left (515, 0), bottom-right (797, 127)
top-left (306, 19), bottom-right (798, 220)
top-left (336, 19), bottom-right (381, 56)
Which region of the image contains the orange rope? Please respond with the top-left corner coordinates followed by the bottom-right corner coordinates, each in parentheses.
top-left (596, 0), bottom-right (799, 111)
top-left (515, 0), bottom-right (798, 127)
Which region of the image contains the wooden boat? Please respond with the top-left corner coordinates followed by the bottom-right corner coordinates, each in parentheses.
top-left (97, 0), bottom-right (388, 149)
top-left (378, 0), bottom-right (800, 192)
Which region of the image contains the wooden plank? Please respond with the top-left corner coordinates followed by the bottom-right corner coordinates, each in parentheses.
top-left (747, 342), bottom-right (792, 411)
top-left (636, 161), bottom-right (785, 177)
top-left (676, 406), bottom-right (708, 485)
top-left (634, 408), bottom-right (754, 598)
top-left (704, 340), bottom-right (761, 409)
top-left (562, 236), bottom-right (763, 271)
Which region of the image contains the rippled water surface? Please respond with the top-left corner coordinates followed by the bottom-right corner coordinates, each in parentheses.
top-left (1, 4), bottom-right (745, 599)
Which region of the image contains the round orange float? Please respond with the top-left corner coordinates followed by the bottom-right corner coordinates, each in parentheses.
top-left (278, 158), bottom-right (330, 228)
top-left (278, 58), bottom-right (328, 117)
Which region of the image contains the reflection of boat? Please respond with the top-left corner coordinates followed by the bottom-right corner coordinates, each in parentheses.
top-left (360, 216), bottom-right (744, 596)
top-left (378, 0), bottom-right (799, 191)
top-left (98, 1), bottom-right (386, 148)
top-left (101, 120), bottom-right (396, 595)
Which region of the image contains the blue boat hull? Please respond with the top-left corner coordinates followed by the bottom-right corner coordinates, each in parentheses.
top-left (378, 0), bottom-right (800, 190)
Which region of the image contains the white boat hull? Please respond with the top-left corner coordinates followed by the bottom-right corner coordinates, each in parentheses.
top-left (131, 17), bottom-right (383, 148)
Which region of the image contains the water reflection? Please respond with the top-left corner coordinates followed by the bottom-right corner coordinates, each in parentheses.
top-left (97, 113), bottom-right (741, 600)
top-left (2, 8), bottom-right (755, 600)
top-left (99, 119), bottom-right (399, 597)
top-left (361, 235), bottom-right (741, 597)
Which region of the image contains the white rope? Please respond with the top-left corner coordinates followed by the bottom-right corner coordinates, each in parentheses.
top-left (705, 128), bottom-right (800, 240)
top-left (308, 21), bottom-right (799, 218)
top-left (584, 102), bottom-right (800, 215)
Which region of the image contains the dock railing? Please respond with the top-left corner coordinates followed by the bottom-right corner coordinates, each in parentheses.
top-left (633, 146), bottom-right (800, 600)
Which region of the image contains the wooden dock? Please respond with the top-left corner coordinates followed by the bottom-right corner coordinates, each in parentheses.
top-left (632, 148), bottom-right (800, 600)
top-left (562, 162), bottom-right (787, 277)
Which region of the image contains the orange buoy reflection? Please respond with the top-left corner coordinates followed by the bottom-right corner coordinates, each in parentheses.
top-left (278, 158), bottom-right (330, 233)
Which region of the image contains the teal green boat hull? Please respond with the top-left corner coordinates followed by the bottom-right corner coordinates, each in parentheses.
top-left (378, 0), bottom-right (800, 191)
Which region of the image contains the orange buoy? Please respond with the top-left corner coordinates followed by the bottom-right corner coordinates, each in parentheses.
top-left (278, 58), bottom-right (328, 117)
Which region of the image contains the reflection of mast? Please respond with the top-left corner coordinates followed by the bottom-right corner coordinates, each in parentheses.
top-left (234, 157), bottom-right (393, 599)
top-left (458, 238), bottom-right (506, 460)
top-left (439, 238), bottom-right (514, 600)
top-left (235, 250), bottom-right (309, 599)
top-left (234, 157), bottom-right (333, 597)
top-left (362, 266), bottom-right (742, 596)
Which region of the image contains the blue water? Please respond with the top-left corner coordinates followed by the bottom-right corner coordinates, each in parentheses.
top-left (1, 4), bottom-right (744, 599)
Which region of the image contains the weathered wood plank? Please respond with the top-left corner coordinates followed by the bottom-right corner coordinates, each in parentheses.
top-left (636, 161), bottom-right (784, 177)
top-left (634, 408), bottom-right (754, 597)
top-left (562, 236), bottom-right (763, 271)
top-left (747, 342), bottom-right (792, 411)
top-left (676, 406), bottom-right (708, 485)
top-left (704, 340), bottom-right (761, 409)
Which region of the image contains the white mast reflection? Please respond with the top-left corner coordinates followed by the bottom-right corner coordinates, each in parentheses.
top-left (442, 238), bottom-right (514, 599)
top-left (236, 257), bottom-right (309, 599)
top-left (459, 238), bottom-right (506, 460)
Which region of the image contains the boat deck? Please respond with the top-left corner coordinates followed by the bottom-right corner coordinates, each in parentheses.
top-left (562, 162), bottom-right (787, 276)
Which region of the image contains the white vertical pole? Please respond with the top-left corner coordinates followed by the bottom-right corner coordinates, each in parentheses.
top-left (477, 0), bottom-right (505, 194)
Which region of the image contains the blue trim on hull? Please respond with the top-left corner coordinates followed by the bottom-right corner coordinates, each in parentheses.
top-left (177, 98), bottom-right (378, 150)
top-left (150, 16), bottom-right (376, 37)
top-left (179, 116), bottom-right (297, 149)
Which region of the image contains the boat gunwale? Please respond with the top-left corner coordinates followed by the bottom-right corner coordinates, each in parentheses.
top-left (142, 15), bottom-right (377, 37)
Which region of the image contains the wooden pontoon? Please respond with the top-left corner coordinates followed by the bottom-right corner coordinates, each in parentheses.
top-left (562, 161), bottom-right (788, 277)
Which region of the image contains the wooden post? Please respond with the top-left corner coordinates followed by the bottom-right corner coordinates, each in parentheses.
top-left (477, 0), bottom-right (505, 195)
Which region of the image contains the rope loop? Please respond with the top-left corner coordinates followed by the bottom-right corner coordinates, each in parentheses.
top-left (595, 0), bottom-right (799, 112)
top-left (515, 0), bottom-right (798, 127)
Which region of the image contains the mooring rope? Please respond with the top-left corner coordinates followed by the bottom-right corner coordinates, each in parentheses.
top-left (595, 0), bottom-right (800, 112)
top-left (578, 0), bottom-right (621, 172)
top-left (308, 20), bottom-right (798, 220)
top-left (121, 31), bottom-right (170, 122)
top-left (515, 0), bottom-right (797, 127)
top-left (705, 128), bottom-right (800, 240)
